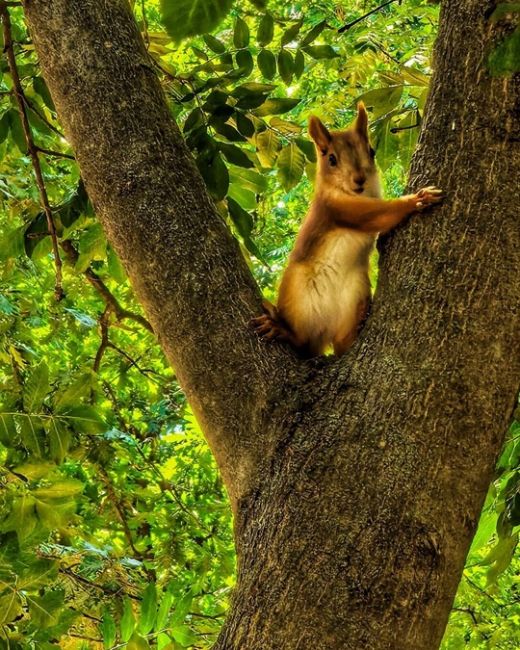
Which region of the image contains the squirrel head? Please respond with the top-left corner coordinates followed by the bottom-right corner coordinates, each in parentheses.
top-left (309, 102), bottom-right (380, 198)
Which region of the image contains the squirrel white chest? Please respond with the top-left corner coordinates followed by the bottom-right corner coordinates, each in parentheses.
top-left (288, 228), bottom-right (374, 339)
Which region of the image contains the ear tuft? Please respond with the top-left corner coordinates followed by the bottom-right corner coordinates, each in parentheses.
top-left (308, 115), bottom-right (331, 152)
top-left (355, 101), bottom-right (369, 138)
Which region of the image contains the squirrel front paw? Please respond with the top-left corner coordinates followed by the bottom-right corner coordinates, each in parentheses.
top-left (251, 313), bottom-right (284, 341)
top-left (250, 301), bottom-right (289, 342)
top-left (413, 186), bottom-right (443, 211)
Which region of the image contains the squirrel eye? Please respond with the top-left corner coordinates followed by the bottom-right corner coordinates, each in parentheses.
top-left (328, 153), bottom-right (337, 167)
top-left (369, 147), bottom-right (376, 159)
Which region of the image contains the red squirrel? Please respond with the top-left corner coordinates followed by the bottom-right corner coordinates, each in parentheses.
top-left (253, 102), bottom-right (442, 357)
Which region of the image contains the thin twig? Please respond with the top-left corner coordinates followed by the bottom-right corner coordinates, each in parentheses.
top-left (338, 0), bottom-right (401, 33)
top-left (61, 239), bottom-right (154, 333)
top-left (1, 6), bottom-right (64, 299)
top-left (452, 607), bottom-right (478, 625)
top-left (98, 466), bottom-right (147, 561)
top-left (24, 95), bottom-right (65, 137)
top-left (36, 145), bottom-right (75, 160)
top-left (107, 341), bottom-right (162, 381)
top-left (140, 0), bottom-right (149, 49)
top-left (94, 307), bottom-right (111, 372)
top-left (370, 39), bottom-right (401, 65)
top-left (390, 122), bottom-right (420, 133)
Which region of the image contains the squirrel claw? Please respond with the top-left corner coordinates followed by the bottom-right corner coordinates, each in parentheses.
top-left (414, 186), bottom-right (443, 210)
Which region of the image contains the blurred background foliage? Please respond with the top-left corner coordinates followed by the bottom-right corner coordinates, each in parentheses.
top-left (0, 0), bottom-right (518, 647)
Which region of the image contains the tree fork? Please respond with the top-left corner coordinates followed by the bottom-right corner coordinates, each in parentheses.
top-left (24, 1), bottom-right (519, 649)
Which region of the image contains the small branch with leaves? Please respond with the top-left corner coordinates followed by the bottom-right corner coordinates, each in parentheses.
top-left (1, 5), bottom-right (64, 299)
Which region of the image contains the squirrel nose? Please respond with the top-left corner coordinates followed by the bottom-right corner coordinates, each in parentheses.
top-left (353, 174), bottom-right (366, 186)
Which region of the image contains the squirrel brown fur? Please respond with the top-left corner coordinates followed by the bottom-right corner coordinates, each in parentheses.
top-left (253, 102), bottom-right (442, 357)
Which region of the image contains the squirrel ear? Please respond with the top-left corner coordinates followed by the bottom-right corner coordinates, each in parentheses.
top-left (355, 101), bottom-right (369, 139)
top-left (309, 116), bottom-right (331, 152)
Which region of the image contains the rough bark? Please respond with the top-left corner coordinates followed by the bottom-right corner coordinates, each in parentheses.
top-left (24, 1), bottom-right (520, 649)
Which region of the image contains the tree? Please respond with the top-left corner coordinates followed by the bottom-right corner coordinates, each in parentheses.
top-left (2, 0), bottom-right (519, 648)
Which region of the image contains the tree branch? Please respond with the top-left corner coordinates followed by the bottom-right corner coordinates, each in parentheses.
top-left (338, 0), bottom-right (401, 33)
top-left (1, 5), bottom-right (63, 300)
top-left (60, 239), bottom-right (154, 333)
top-left (24, 0), bottom-right (296, 506)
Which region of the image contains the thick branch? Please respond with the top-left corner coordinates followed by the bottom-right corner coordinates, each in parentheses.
top-left (23, 0), bottom-right (294, 504)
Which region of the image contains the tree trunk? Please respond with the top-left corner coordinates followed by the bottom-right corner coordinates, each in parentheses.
top-left (24, 1), bottom-right (519, 649)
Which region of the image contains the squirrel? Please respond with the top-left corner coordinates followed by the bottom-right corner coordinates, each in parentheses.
top-left (252, 102), bottom-right (442, 358)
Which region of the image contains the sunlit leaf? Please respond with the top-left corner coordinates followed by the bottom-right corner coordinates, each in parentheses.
top-left (277, 142), bottom-right (305, 190)
top-left (160, 0), bottom-right (233, 42)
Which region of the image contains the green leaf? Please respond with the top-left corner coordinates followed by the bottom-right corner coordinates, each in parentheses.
top-left (219, 142), bottom-right (254, 168)
top-left (469, 508), bottom-right (498, 555)
top-left (171, 625), bottom-right (197, 647)
top-left (203, 34), bottom-right (226, 54)
top-left (269, 117), bottom-right (301, 135)
top-left (127, 632), bottom-right (151, 650)
top-left (228, 183), bottom-right (256, 210)
top-left (256, 129), bottom-right (281, 167)
top-left (138, 583), bottom-right (157, 635)
top-left (235, 112), bottom-right (255, 137)
top-left (257, 48), bottom-right (277, 79)
top-left (197, 150), bottom-right (229, 200)
top-left (281, 20), bottom-right (303, 46)
top-left (101, 609), bottom-right (117, 649)
top-left (374, 115), bottom-right (400, 171)
top-left (302, 44), bottom-right (339, 60)
top-left (0, 591), bottom-right (22, 625)
top-left (0, 111), bottom-right (10, 145)
top-left (33, 76), bottom-right (56, 111)
top-left (295, 137), bottom-right (317, 162)
top-left (300, 20), bottom-right (327, 47)
top-left (0, 413), bottom-right (16, 446)
top-left (48, 419), bottom-right (72, 464)
top-left (33, 478), bottom-right (84, 501)
top-left (213, 122), bottom-right (247, 143)
top-left (233, 17), bottom-right (250, 49)
top-left (229, 167), bottom-right (268, 193)
top-left (257, 14), bottom-right (274, 47)
top-left (121, 597), bottom-right (135, 642)
top-left (19, 415), bottom-right (44, 456)
top-left (54, 372), bottom-right (94, 411)
top-left (160, 0), bottom-right (233, 42)
top-left (8, 109), bottom-right (26, 154)
top-left (12, 461), bottom-right (54, 481)
top-left (23, 361), bottom-right (49, 413)
top-left (294, 49), bottom-right (305, 78)
top-left (277, 142), bottom-right (305, 190)
top-left (0, 226), bottom-right (25, 261)
top-left (356, 86), bottom-right (403, 117)
top-left (107, 246), bottom-right (127, 284)
top-left (58, 405), bottom-right (105, 434)
top-left (254, 97), bottom-right (301, 116)
top-left (16, 558), bottom-right (58, 590)
top-left (155, 589), bottom-right (174, 632)
top-left (232, 82), bottom-right (277, 97)
top-left (278, 49), bottom-right (294, 84)
top-left (228, 197), bottom-right (254, 239)
top-left (1, 495), bottom-right (37, 543)
top-left (27, 589), bottom-right (64, 629)
top-left (75, 223), bottom-right (106, 272)
top-left (236, 49), bottom-right (254, 75)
